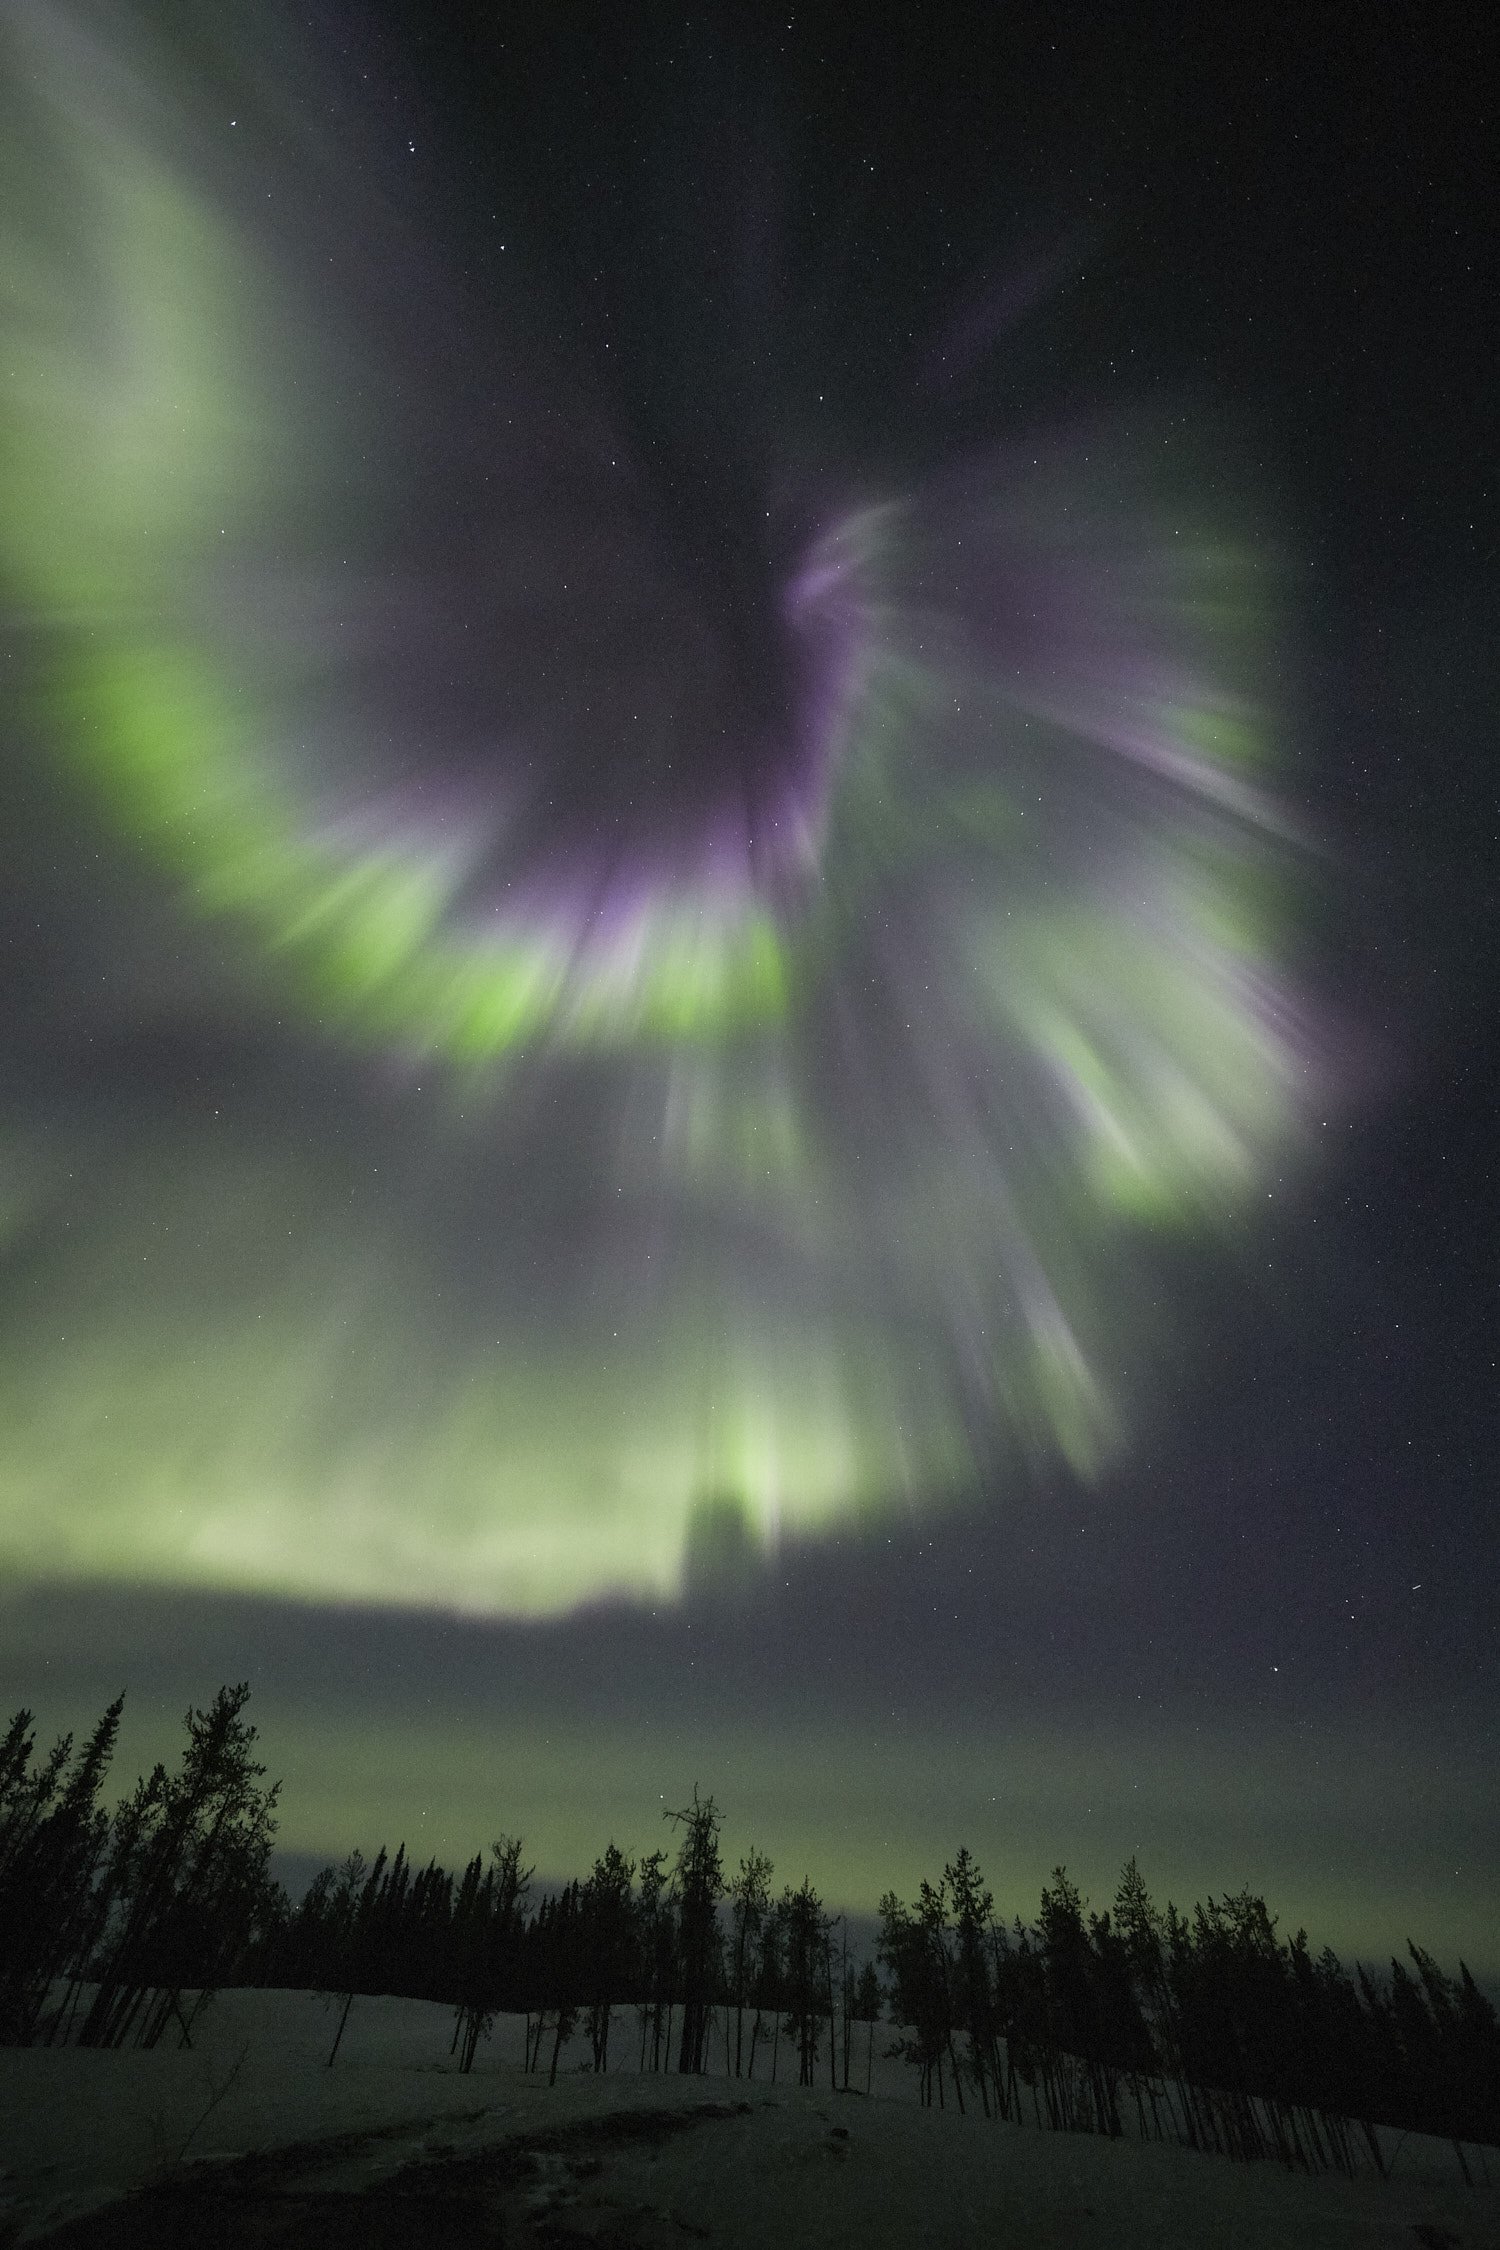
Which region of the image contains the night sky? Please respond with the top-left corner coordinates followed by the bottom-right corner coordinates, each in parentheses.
top-left (2, 2), bottom-right (1494, 1977)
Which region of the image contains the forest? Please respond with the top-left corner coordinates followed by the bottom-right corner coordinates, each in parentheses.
top-left (1, 1684), bottom-right (1495, 2189)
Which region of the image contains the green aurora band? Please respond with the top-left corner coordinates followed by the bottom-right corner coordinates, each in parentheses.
top-left (0, 5), bottom-right (1326, 1618)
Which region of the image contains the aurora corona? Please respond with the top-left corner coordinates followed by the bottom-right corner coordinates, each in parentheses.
top-left (0, 4), bottom-right (1326, 1616)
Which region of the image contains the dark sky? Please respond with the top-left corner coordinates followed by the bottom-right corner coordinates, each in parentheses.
top-left (0, 0), bottom-right (1494, 1976)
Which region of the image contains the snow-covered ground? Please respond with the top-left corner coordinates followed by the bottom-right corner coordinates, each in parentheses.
top-left (1, 1988), bottom-right (1495, 2246)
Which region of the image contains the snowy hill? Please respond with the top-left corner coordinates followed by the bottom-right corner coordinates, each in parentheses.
top-left (2, 1988), bottom-right (1496, 2247)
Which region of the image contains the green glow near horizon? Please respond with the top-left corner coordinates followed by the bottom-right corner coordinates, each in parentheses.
top-left (259, 1711), bottom-right (1494, 1976)
top-left (2, 1634), bottom-right (1487, 1978)
top-left (0, 1136), bottom-right (972, 1615)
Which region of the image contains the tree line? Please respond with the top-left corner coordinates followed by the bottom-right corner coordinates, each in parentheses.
top-left (1, 1685), bottom-right (1495, 2184)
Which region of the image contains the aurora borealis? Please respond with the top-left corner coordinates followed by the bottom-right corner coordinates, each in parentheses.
top-left (2, 3), bottom-right (1494, 1975)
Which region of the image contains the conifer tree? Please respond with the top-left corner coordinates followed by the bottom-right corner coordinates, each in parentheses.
top-left (583, 1842), bottom-right (635, 2072)
top-left (634, 1847), bottom-right (671, 2073)
top-left (946, 1847), bottom-right (1003, 2118)
top-left (0, 1696), bottom-right (122, 2043)
top-left (853, 1958), bottom-right (883, 2094)
top-left (451, 1834), bottom-right (531, 2073)
top-left (727, 1846), bottom-right (773, 2077)
top-left (321, 1847), bottom-right (383, 2067)
top-left (78, 1684), bottom-right (277, 2053)
top-left (666, 1789), bottom-right (724, 2074)
top-left (750, 1888), bottom-right (785, 2080)
top-left (771, 1876), bottom-right (834, 2089)
top-left (543, 1881), bottom-right (584, 2084)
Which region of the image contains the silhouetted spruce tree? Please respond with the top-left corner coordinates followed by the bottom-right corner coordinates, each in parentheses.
top-left (521, 1888), bottom-right (566, 2073)
top-left (923, 1878), bottom-right (967, 2111)
top-left (1400, 1942), bottom-right (1500, 2173)
top-left (985, 1916), bottom-right (1025, 2124)
top-left (404, 1857), bottom-right (454, 2001)
top-left (472, 1836), bottom-right (537, 2061)
top-left (1369, 1948), bottom-right (1473, 2175)
top-left (751, 1887), bottom-right (786, 2081)
top-left (1450, 1959), bottom-right (1500, 2154)
top-left (1236, 1892), bottom-right (1317, 2168)
top-left (727, 1845), bottom-right (773, 2077)
top-left (780, 1876), bottom-right (830, 2088)
top-left (582, 1842), bottom-right (635, 2072)
top-left (77, 1684), bottom-right (278, 2052)
top-left (1306, 1944), bottom-right (1370, 2173)
top-left (541, 1881), bottom-right (584, 2084)
top-left (878, 1888), bottom-right (945, 2107)
top-left (1039, 1868), bottom-right (1124, 2136)
top-left (946, 1848), bottom-right (1006, 2120)
top-left (1163, 1897), bottom-right (1227, 2153)
top-left (317, 1842), bottom-right (451, 2055)
top-left (0, 1695), bottom-right (122, 2044)
top-left (1277, 1927), bottom-right (1343, 2173)
top-left (320, 1847), bottom-right (385, 2066)
top-left (272, 1863), bottom-right (356, 1998)
top-left (1111, 1855), bottom-right (1192, 2149)
top-left (447, 1852), bottom-right (488, 2063)
top-left (1179, 1893), bottom-right (1275, 2161)
top-left (451, 1834), bottom-right (531, 2073)
top-left (379, 1845), bottom-right (414, 1988)
top-left (853, 1958), bottom-right (882, 2094)
top-left (822, 1913), bottom-right (840, 2092)
top-left (520, 1892), bottom-right (547, 2070)
top-left (238, 1873), bottom-right (295, 1991)
top-left (1084, 1901), bottom-right (1157, 2144)
top-left (633, 1847), bottom-right (671, 2073)
top-left (1002, 1921), bottom-right (1054, 2129)
top-left (835, 1919), bottom-right (856, 2091)
top-left (666, 1789), bottom-right (724, 2075)
top-left (999, 1919), bottom-right (1054, 2131)
top-left (879, 1880), bottom-right (969, 2107)
top-left (1305, 1932), bottom-right (1385, 2174)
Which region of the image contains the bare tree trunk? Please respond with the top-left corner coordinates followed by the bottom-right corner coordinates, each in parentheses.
top-left (826, 1942), bottom-right (838, 2092)
top-left (326, 1990), bottom-right (354, 2068)
top-left (945, 2027), bottom-right (966, 2115)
